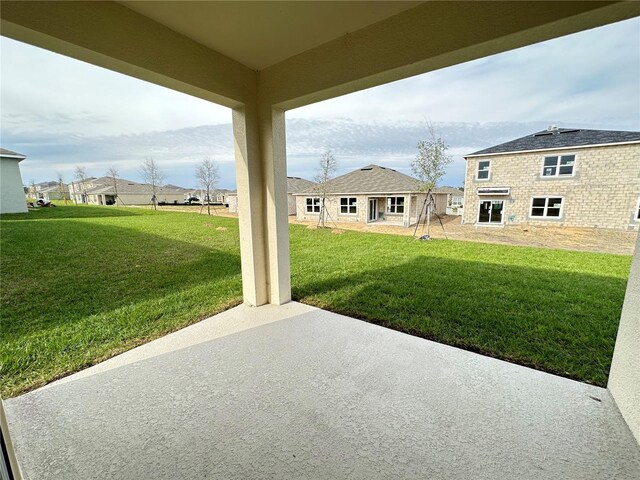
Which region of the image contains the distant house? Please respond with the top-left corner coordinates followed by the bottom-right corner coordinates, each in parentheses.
top-left (69, 176), bottom-right (193, 205)
top-left (294, 164), bottom-right (458, 227)
top-left (227, 177), bottom-right (316, 215)
top-left (36, 183), bottom-right (70, 202)
top-left (285, 177), bottom-right (317, 214)
top-left (0, 148), bottom-right (28, 214)
top-left (462, 127), bottom-right (640, 229)
top-left (435, 186), bottom-right (465, 216)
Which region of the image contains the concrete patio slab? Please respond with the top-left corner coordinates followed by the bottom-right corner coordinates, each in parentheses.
top-left (5, 303), bottom-right (640, 479)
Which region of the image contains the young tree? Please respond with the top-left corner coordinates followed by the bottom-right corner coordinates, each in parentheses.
top-left (411, 123), bottom-right (452, 235)
top-left (56, 173), bottom-right (69, 205)
top-left (139, 157), bottom-right (165, 210)
top-left (28, 179), bottom-right (37, 205)
top-left (106, 166), bottom-right (120, 206)
top-left (195, 157), bottom-right (219, 216)
top-left (314, 149), bottom-right (337, 228)
top-left (74, 166), bottom-right (88, 204)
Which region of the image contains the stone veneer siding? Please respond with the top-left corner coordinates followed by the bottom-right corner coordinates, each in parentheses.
top-left (462, 143), bottom-right (640, 230)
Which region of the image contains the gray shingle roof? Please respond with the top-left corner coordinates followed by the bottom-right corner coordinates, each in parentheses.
top-left (297, 164), bottom-right (419, 195)
top-left (85, 178), bottom-right (192, 195)
top-left (287, 177), bottom-right (316, 193)
top-left (467, 128), bottom-right (640, 156)
top-left (0, 148), bottom-right (26, 158)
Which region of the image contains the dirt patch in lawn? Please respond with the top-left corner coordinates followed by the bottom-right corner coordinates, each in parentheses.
top-left (293, 216), bottom-right (638, 255)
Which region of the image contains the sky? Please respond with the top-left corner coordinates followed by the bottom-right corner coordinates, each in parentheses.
top-left (1, 17), bottom-right (638, 189)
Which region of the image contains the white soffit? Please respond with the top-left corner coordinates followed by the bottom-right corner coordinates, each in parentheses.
top-left (119, 1), bottom-right (421, 70)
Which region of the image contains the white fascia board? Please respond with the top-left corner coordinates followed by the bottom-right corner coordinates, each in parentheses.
top-left (0, 154), bottom-right (27, 161)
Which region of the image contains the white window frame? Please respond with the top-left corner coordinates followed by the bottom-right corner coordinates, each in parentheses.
top-left (305, 197), bottom-right (321, 214)
top-left (476, 160), bottom-right (491, 181)
top-left (386, 196), bottom-right (405, 214)
top-left (529, 196), bottom-right (564, 219)
top-left (450, 195), bottom-right (464, 208)
top-left (635, 196), bottom-right (640, 222)
top-left (339, 197), bottom-right (357, 215)
top-left (540, 154), bottom-right (576, 178)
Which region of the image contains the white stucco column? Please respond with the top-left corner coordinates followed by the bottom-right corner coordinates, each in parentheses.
top-left (608, 234), bottom-right (640, 444)
top-left (232, 103), bottom-right (291, 306)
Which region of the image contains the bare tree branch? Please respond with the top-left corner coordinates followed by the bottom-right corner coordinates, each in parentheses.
top-left (139, 157), bottom-right (165, 210)
top-left (106, 166), bottom-right (120, 206)
top-left (56, 172), bottom-right (69, 205)
top-left (195, 157), bottom-right (220, 216)
top-left (74, 166), bottom-right (88, 204)
top-left (412, 122), bottom-right (452, 193)
top-left (314, 149), bottom-right (337, 228)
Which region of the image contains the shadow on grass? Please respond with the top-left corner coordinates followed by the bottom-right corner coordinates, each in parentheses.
top-left (1, 215), bottom-right (242, 396)
top-left (2, 220), bottom-right (241, 336)
top-left (1, 205), bottom-right (146, 221)
top-left (292, 254), bottom-right (627, 386)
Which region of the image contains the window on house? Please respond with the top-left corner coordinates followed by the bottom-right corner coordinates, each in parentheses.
top-left (477, 160), bottom-right (491, 180)
top-left (636, 197), bottom-right (640, 221)
top-left (305, 197), bottom-right (321, 213)
top-left (340, 197), bottom-right (357, 214)
top-left (530, 197), bottom-right (563, 218)
top-left (387, 197), bottom-right (405, 214)
top-left (451, 196), bottom-right (463, 208)
top-left (542, 155), bottom-right (575, 177)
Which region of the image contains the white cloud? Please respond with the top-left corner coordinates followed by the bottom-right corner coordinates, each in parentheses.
top-left (1, 17), bottom-right (638, 189)
top-left (288, 18), bottom-right (640, 130)
top-left (0, 37), bottom-right (231, 137)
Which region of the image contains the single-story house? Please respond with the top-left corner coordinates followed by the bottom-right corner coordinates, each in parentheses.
top-left (227, 177), bottom-right (316, 215)
top-left (294, 164), bottom-right (456, 227)
top-left (1, 148), bottom-right (28, 214)
top-left (462, 127), bottom-right (640, 229)
top-left (285, 177), bottom-right (317, 214)
top-left (434, 186), bottom-right (465, 216)
top-left (69, 176), bottom-right (193, 205)
top-left (36, 183), bottom-right (70, 202)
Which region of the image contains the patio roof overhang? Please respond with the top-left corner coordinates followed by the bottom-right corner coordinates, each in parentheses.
top-left (1, 1), bottom-right (638, 470)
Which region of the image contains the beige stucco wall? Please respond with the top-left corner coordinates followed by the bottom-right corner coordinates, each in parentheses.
top-left (462, 144), bottom-right (640, 230)
top-left (0, 157), bottom-right (27, 214)
top-left (608, 234), bottom-right (640, 444)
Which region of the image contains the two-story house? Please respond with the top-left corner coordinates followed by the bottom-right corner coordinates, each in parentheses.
top-left (462, 127), bottom-right (640, 230)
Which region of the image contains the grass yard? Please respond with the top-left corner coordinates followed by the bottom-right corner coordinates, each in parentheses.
top-left (0, 206), bottom-right (631, 396)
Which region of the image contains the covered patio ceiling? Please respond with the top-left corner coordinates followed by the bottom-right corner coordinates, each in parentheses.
top-left (1, 1), bottom-right (638, 109)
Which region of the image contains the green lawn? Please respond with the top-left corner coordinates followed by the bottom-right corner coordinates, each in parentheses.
top-left (0, 206), bottom-right (631, 396)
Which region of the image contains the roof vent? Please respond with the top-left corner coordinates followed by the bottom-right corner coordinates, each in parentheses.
top-left (560, 129), bottom-right (580, 134)
top-left (360, 167), bottom-right (373, 171)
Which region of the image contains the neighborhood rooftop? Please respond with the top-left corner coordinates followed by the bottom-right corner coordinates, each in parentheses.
top-left (296, 165), bottom-right (462, 196)
top-left (84, 177), bottom-right (192, 196)
top-left (467, 128), bottom-right (640, 157)
top-left (286, 177), bottom-right (316, 194)
top-left (299, 164), bottom-right (420, 195)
